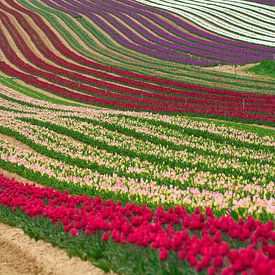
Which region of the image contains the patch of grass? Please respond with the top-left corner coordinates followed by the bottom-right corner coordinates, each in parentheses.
top-left (248, 60), bottom-right (275, 79)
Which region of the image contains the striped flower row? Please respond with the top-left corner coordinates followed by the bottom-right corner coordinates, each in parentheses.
top-left (0, 126), bottom-right (274, 217)
top-left (0, 174), bottom-right (274, 274)
top-left (135, 0), bottom-right (275, 46)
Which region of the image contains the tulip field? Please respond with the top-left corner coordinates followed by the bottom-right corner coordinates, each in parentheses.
top-left (0, 80), bottom-right (274, 273)
top-left (0, 0), bottom-right (275, 274)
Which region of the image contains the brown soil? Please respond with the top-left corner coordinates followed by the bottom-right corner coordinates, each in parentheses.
top-left (0, 223), bottom-right (106, 275)
top-left (204, 63), bottom-right (255, 77)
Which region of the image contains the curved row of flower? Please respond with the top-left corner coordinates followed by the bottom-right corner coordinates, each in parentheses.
top-left (7, 0), bottom-right (274, 100)
top-left (21, 0), bottom-right (275, 95)
top-left (184, 0), bottom-right (274, 31)
top-left (1, 0), bottom-right (275, 122)
top-left (1, 96), bottom-right (273, 164)
top-left (153, 0), bottom-right (275, 35)
top-left (1, 116), bottom-right (273, 192)
top-left (1, 82), bottom-right (274, 148)
top-left (1, 61), bottom-right (274, 122)
top-left (133, 0), bottom-right (275, 47)
top-left (0, 174), bottom-right (274, 274)
top-left (23, 115), bottom-right (272, 178)
top-left (43, 0), bottom-right (275, 63)
top-left (0, 107), bottom-right (274, 218)
top-left (2, 2), bottom-right (274, 106)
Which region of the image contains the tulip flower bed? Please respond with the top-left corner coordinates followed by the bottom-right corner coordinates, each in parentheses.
top-left (43, 0), bottom-right (275, 60)
top-left (0, 84), bottom-right (274, 221)
top-left (0, 174), bottom-right (274, 274)
top-left (0, 0), bottom-right (275, 272)
top-left (20, 0), bottom-right (275, 95)
top-left (1, 0), bottom-right (275, 123)
top-left (132, 0), bottom-right (275, 47)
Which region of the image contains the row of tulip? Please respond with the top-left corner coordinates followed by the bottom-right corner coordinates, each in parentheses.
top-left (0, 174), bottom-right (274, 274)
top-left (0, 84), bottom-right (89, 113)
top-left (0, 92), bottom-right (273, 162)
top-left (42, 0), bottom-right (213, 66)
top-left (0, 108), bottom-right (274, 218)
top-left (3, 0), bottom-right (275, 101)
top-left (112, 0), bottom-right (275, 52)
top-left (2, 59), bottom-right (274, 123)
top-left (3, 2), bottom-right (275, 108)
top-left (24, 0), bottom-right (275, 96)
top-left (45, 0), bottom-right (275, 63)
top-left (0, 136), bottom-right (253, 215)
top-left (134, 0), bottom-right (275, 47)
top-left (5, 0), bottom-right (275, 99)
top-left (0, 115), bottom-right (272, 192)
top-left (181, 0), bottom-right (275, 29)
top-left (155, 0), bottom-right (275, 35)
top-left (1, 84), bottom-right (273, 150)
top-left (25, 114), bottom-right (271, 167)
top-left (33, 113), bottom-right (274, 160)
top-left (69, 112), bottom-right (275, 149)
top-left (62, 0), bottom-right (273, 58)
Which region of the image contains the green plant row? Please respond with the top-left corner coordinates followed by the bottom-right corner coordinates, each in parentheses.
top-left (15, 118), bottom-right (273, 183)
top-left (0, 92), bottom-right (73, 113)
top-left (67, 115), bottom-right (275, 155)
top-left (0, 77), bottom-right (86, 107)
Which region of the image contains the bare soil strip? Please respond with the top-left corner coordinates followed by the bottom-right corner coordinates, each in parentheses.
top-left (0, 223), bottom-right (106, 275)
top-left (204, 63), bottom-right (263, 79)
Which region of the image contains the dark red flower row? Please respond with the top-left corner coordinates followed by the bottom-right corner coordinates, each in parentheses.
top-left (0, 174), bottom-right (274, 274)
top-left (0, 7), bottom-right (273, 111)
top-left (6, 0), bottom-right (273, 102)
top-left (3, 60), bottom-right (275, 123)
top-left (0, 1), bottom-right (275, 116)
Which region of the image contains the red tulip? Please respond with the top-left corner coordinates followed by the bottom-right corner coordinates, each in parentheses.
top-left (102, 233), bottom-right (109, 241)
top-left (70, 228), bottom-right (78, 236)
top-left (159, 249), bottom-right (168, 261)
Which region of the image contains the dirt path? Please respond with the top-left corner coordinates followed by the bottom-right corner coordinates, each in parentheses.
top-left (0, 225), bottom-right (43, 275)
top-left (0, 223), bottom-right (106, 275)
